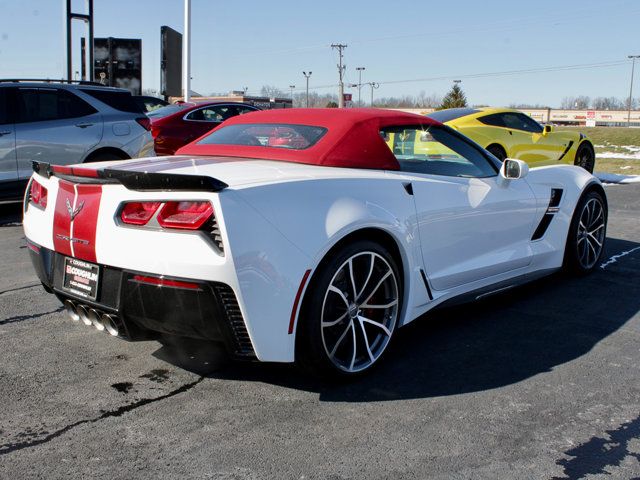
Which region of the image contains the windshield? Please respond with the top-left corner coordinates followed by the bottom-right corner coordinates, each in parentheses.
top-left (426, 108), bottom-right (479, 123)
top-left (197, 123), bottom-right (328, 150)
top-left (147, 103), bottom-right (192, 118)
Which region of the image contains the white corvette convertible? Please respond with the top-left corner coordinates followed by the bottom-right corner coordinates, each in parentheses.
top-left (23, 109), bottom-right (607, 377)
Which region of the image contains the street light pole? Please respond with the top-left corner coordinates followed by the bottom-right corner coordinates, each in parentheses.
top-left (303, 71), bottom-right (312, 108)
top-left (289, 85), bottom-right (295, 107)
top-left (183, 0), bottom-right (191, 102)
top-left (356, 67), bottom-right (365, 107)
top-left (368, 82), bottom-right (379, 106)
top-left (628, 55), bottom-right (640, 127)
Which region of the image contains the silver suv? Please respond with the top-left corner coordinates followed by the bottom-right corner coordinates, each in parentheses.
top-left (0, 80), bottom-right (154, 201)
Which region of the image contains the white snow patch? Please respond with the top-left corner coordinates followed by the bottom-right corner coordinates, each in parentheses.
top-left (600, 246), bottom-right (640, 269)
top-left (595, 172), bottom-right (640, 184)
top-left (597, 151), bottom-right (640, 160)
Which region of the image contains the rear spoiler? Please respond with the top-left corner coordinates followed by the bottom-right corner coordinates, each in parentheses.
top-left (32, 162), bottom-right (228, 192)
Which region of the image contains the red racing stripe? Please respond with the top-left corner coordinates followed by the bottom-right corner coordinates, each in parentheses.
top-left (52, 180), bottom-right (75, 257)
top-left (71, 184), bottom-right (102, 262)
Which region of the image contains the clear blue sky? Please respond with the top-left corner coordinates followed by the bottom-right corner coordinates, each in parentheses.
top-left (1, 0), bottom-right (639, 107)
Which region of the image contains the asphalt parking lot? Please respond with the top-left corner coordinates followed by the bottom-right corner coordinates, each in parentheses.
top-left (0, 184), bottom-right (639, 480)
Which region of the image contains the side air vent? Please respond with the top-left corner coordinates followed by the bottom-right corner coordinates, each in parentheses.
top-left (215, 284), bottom-right (254, 357)
top-left (532, 188), bottom-right (563, 241)
top-left (210, 216), bottom-right (224, 253)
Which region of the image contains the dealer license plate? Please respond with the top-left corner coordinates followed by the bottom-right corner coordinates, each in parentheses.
top-left (62, 257), bottom-right (100, 301)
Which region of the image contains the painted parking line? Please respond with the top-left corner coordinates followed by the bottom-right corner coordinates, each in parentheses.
top-left (600, 246), bottom-right (640, 270)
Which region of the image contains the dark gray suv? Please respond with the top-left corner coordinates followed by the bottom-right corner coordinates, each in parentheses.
top-left (0, 80), bottom-right (154, 201)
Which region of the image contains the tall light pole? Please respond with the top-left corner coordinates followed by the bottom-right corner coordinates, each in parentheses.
top-left (628, 55), bottom-right (640, 127)
top-left (367, 82), bottom-right (379, 106)
top-left (331, 44), bottom-right (347, 108)
top-left (356, 67), bottom-right (365, 106)
top-left (303, 71), bottom-right (312, 108)
top-left (183, 0), bottom-right (191, 102)
top-left (289, 85), bottom-right (296, 107)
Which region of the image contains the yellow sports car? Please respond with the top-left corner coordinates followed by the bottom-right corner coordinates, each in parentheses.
top-left (426, 108), bottom-right (595, 173)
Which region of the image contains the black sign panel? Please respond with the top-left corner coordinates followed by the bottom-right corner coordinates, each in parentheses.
top-left (161, 26), bottom-right (182, 98)
top-left (94, 37), bottom-right (142, 95)
top-left (63, 257), bottom-right (100, 301)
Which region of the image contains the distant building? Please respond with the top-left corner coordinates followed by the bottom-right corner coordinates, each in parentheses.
top-left (169, 91), bottom-right (292, 109)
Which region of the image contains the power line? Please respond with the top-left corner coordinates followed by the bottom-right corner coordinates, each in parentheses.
top-left (275, 59), bottom-right (630, 93)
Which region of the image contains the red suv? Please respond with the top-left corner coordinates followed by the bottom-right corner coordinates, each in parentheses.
top-left (149, 102), bottom-right (260, 155)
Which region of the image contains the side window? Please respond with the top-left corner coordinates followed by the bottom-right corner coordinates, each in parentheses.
top-left (501, 112), bottom-right (543, 133)
top-left (381, 125), bottom-right (496, 178)
top-left (186, 105), bottom-right (241, 122)
top-left (236, 105), bottom-right (257, 115)
top-left (0, 89), bottom-right (8, 125)
top-left (478, 113), bottom-right (505, 127)
top-left (18, 89), bottom-right (96, 123)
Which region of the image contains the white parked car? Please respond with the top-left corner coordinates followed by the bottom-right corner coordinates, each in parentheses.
top-left (22, 108), bottom-right (607, 378)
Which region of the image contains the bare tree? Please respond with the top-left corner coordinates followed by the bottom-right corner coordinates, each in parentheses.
top-left (260, 85), bottom-right (285, 97)
top-left (592, 96), bottom-right (624, 110)
top-left (560, 96), bottom-right (590, 109)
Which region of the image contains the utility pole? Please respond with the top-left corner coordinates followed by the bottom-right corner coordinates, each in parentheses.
top-left (183, 0), bottom-right (191, 102)
top-left (367, 82), bottom-right (379, 107)
top-left (628, 55), bottom-right (640, 127)
top-left (303, 71), bottom-right (312, 108)
top-left (331, 44), bottom-right (347, 108)
top-left (356, 67), bottom-right (365, 107)
top-left (289, 85), bottom-right (296, 106)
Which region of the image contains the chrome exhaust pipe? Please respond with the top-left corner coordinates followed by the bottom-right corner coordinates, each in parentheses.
top-left (87, 309), bottom-right (104, 331)
top-left (64, 300), bottom-right (80, 322)
top-left (76, 305), bottom-right (92, 326)
top-left (101, 314), bottom-right (119, 337)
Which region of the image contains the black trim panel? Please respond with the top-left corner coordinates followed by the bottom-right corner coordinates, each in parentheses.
top-left (420, 268), bottom-right (433, 300)
top-left (531, 188), bottom-right (563, 241)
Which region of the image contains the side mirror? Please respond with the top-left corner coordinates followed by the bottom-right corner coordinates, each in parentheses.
top-left (500, 158), bottom-right (529, 180)
top-left (542, 124), bottom-right (553, 136)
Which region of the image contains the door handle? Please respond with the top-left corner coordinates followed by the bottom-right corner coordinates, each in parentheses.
top-left (75, 122), bottom-right (94, 128)
top-left (0, 130), bottom-right (11, 136)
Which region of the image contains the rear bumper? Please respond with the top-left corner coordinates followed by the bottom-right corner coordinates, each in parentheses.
top-left (28, 242), bottom-right (255, 358)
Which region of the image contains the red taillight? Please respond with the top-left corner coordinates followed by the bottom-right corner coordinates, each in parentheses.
top-left (29, 179), bottom-right (48, 209)
top-left (131, 274), bottom-right (202, 290)
top-left (157, 201), bottom-right (213, 230)
top-left (150, 124), bottom-right (161, 139)
top-left (136, 117), bottom-right (151, 131)
top-left (120, 202), bottom-right (161, 225)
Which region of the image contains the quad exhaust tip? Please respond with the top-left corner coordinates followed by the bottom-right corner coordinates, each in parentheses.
top-left (88, 308), bottom-right (104, 331)
top-left (101, 314), bottom-right (119, 337)
top-left (76, 305), bottom-right (92, 326)
top-left (64, 300), bottom-right (80, 322)
top-left (65, 301), bottom-right (120, 337)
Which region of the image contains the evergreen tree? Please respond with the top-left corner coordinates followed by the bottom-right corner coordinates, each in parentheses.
top-left (439, 83), bottom-right (468, 109)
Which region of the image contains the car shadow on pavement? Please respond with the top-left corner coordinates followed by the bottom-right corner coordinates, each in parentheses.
top-left (0, 203), bottom-right (23, 226)
top-left (156, 236), bottom-right (640, 401)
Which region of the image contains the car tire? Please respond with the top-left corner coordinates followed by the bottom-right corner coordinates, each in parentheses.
top-left (85, 151), bottom-right (128, 162)
top-left (487, 144), bottom-right (507, 162)
top-left (297, 240), bottom-right (402, 379)
top-left (563, 189), bottom-right (607, 275)
top-left (574, 142), bottom-right (595, 173)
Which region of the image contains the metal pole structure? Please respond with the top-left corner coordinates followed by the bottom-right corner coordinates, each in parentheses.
top-left (369, 82), bottom-right (379, 106)
top-left (331, 44), bottom-right (347, 108)
top-left (66, 0), bottom-right (94, 81)
top-left (289, 85), bottom-right (296, 106)
top-left (628, 55), bottom-right (640, 127)
top-left (303, 71), bottom-right (312, 108)
top-left (183, 0), bottom-right (191, 102)
top-left (356, 67), bottom-right (365, 106)
top-left (87, 0), bottom-right (94, 81)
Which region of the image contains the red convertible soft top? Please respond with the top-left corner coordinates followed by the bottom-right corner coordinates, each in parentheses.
top-left (176, 108), bottom-right (441, 170)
